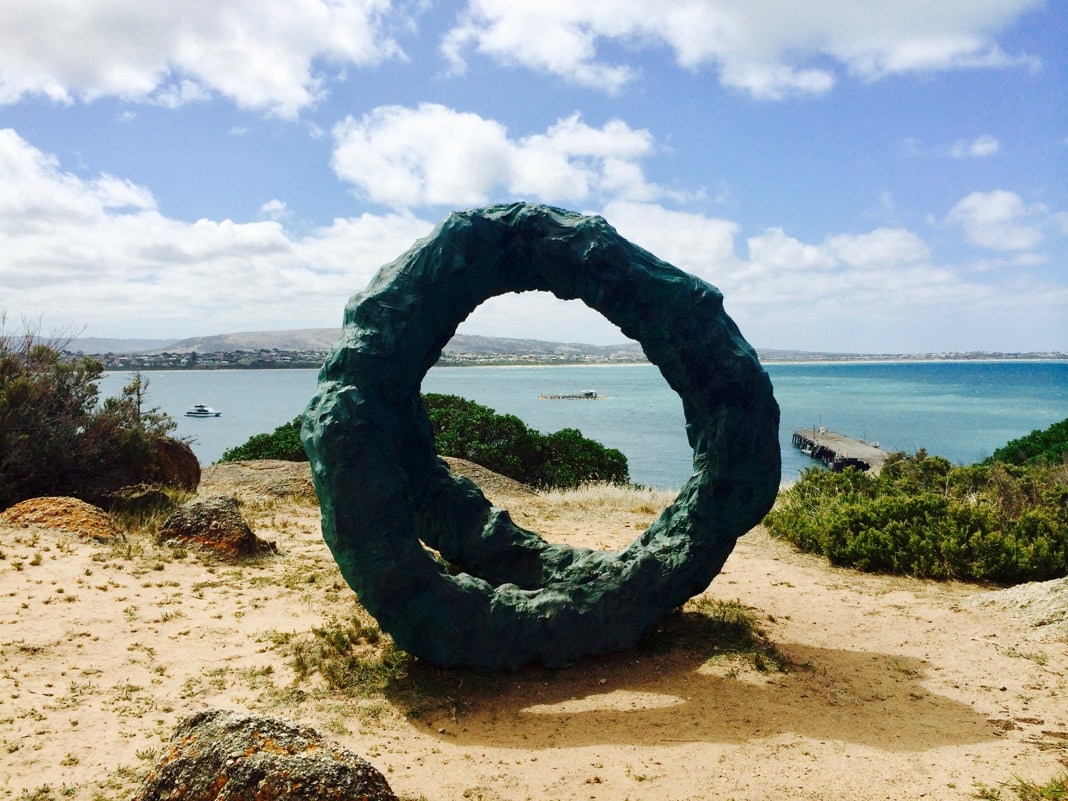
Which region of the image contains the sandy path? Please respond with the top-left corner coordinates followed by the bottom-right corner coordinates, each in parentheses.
top-left (1, 463), bottom-right (1065, 800)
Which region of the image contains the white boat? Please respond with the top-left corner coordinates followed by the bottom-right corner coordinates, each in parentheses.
top-left (184, 404), bottom-right (222, 418)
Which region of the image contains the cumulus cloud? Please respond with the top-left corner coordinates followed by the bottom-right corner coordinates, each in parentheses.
top-left (950, 134), bottom-right (1000, 158)
top-left (826, 228), bottom-right (930, 268)
top-left (946, 190), bottom-right (1047, 250)
top-left (442, 3), bottom-right (637, 93)
top-left (0, 129), bottom-right (431, 335)
top-left (746, 228), bottom-right (839, 274)
top-left (259, 199), bottom-right (288, 220)
top-left (443, 0), bottom-right (1041, 99)
top-left (331, 104), bottom-right (661, 209)
top-left (0, 0), bottom-right (401, 117)
top-left (600, 202), bottom-right (739, 279)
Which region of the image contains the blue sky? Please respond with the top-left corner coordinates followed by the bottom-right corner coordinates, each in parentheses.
top-left (1, 1), bottom-right (1065, 353)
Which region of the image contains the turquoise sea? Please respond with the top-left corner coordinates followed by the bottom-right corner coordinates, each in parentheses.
top-left (99, 361), bottom-right (1068, 490)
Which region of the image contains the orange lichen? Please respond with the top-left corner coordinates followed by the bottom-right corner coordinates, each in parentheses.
top-left (0, 496), bottom-right (120, 541)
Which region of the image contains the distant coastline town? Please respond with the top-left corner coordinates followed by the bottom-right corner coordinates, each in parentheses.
top-left (73, 346), bottom-right (649, 370)
top-left (61, 329), bottom-right (1067, 371)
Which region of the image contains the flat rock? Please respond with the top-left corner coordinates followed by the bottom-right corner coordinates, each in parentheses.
top-left (200, 460), bottom-right (317, 502)
top-left (970, 577), bottom-right (1068, 642)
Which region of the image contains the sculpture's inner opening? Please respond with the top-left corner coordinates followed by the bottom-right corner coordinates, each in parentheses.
top-left (417, 292), bottom-right (690, 561)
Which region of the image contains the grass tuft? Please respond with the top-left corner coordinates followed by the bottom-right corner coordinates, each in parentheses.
top-left (974, 769), bottom-right (1068, 800)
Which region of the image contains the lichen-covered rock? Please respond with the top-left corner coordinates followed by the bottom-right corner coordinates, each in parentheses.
top-left (135, 709), bottom-right (397, 801)
top-left (0, 496), bottom-right (120, 541)
top-left (303, 202), bottom-right (780, 670)
top-left (157, 495), bottom-right (276, 559)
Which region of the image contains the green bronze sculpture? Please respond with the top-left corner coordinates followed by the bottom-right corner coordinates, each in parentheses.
top-left (303, 203), bottom-right (780, 669)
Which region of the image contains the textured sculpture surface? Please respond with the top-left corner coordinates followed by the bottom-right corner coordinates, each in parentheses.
top-left (303, 203), bottom-right (780, 669)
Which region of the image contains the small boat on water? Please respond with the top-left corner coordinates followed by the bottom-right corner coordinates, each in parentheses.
top-left (538, 389), bottom-right (605, 400)
top-left (184, 403), bottom-right (222, 418)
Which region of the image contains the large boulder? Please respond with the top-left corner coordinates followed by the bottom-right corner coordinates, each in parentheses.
top-left (157, 495), bottom-right (276, 559)
top-left (77, 435), bottom-right (201, 508)
top-left (135, 710), bottom-right (397, 801)
top-left (150, 436), bottom-right (201, 492)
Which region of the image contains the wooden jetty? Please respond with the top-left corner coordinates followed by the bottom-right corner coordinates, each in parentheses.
top-left (792, 427), bottom-right (889, 473)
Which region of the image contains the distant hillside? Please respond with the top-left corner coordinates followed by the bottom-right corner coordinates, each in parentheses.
top-left (156, 328), bottom-right (339, 354)
top-left (445, 334), bottom-right (644, 360)
top-left (66, 328), bottom-right (1066, 364)
top-left (66, 336), bottom-right (177, 354)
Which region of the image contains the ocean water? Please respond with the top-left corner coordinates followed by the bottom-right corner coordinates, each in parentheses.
top-left (99, 360), bottom-right (1068, 490)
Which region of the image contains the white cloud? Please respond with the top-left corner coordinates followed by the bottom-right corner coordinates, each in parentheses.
top-left (0, 129), bottom-right (432, 335)
top-left (442, 3), bottom-right (637, 93)
top-left (746, 228), bottom-right (838, 274)
top-left (153, 79), bottom-right (213, 109)
top-left (443, 0), bottom-right (1042, 99)
top-left (331, 104), bottom-right (661, 209)
top-left (600, 201), bottom-right (739, 281)
top-left (0, 0), bottom-right (402, 117)
top-left (950, 134), bottom-right (1000, 158)
top-left (826, 228), bottom-right (929, 268)
top-left (946, 190), bottom-right (1047, 250)
top-left (260, 199), bottom-right (288, 220)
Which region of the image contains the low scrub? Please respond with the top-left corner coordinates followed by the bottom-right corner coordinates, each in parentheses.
top-left (220, 394), bottom-right (630, 491)
top-left (1, 319), bottom-right (178, 509)
top-left (765, 449), bottom-right (1068, 585)
top-left (986, 416), bottom-right (1068, 467)
top-left (220, 417), bottom-right (305, 462)
top-left (423, 393), bottom-right (629, 489)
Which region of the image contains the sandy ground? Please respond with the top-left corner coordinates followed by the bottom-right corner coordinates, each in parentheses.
top-left (1, 460), bottom-right (1065, 801)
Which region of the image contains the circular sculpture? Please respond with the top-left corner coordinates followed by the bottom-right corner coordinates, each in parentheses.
top-left (303, 203), bottom-right (780, 670)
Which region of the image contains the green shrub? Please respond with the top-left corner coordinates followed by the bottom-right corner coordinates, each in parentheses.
top-left (219, 417), bottom-right (306, 462)
top-left (766, 450), bottom-right (1068, 585)
top-left (219, 394), bottom-right (629, 490)
top-left (422, 393), bottom-right (629, 489)
top-left (0, 320), bottom-right (176, 509)
top-left (986, 416), bottom-right (1068, 466)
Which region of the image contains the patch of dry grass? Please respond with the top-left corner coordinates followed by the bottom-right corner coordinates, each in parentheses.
top-left (537, 482), bottom-right (678, 515)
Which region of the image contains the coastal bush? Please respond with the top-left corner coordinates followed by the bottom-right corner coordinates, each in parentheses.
top-left (219, 417), bottom-right (305, 462)
top-left (422, 393), bottom-right (629, 489)
top-left (985, 416), bottom-right (1068, 466)
top-left (218, 395), bottom-right (629, 490)
top-left (765, 450), bottom-right (1068, 585)
top-left (0, 321), bottom-right (177, 509)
